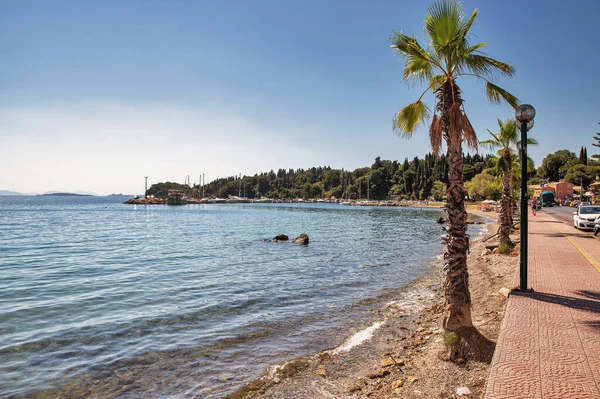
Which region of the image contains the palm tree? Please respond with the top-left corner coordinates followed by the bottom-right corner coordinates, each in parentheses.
top-left (391, 0), bottom-right (518, 361)
top-left (481, 119), bottom-right (538, 247)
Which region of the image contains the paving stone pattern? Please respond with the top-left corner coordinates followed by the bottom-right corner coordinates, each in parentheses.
top-left (485, 212), bottom-right (600, 399)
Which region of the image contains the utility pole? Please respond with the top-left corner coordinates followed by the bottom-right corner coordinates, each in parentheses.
top-left (202, 174), bottom-right (205, 198)
top-left (144, 176), bottom-right (148, 198)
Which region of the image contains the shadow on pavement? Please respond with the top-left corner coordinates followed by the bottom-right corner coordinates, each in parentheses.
top-left (511, 290), bottom-right (600, 326)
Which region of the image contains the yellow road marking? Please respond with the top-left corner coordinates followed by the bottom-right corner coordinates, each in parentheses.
top-left (550, 224), bottom-right (600, 273)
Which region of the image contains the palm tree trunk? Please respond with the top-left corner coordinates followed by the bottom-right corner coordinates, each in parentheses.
top-left (443, 142), bottom-right (472, 330)
top-left (437, 80), bottom-right (472, 331)
top-left (499, 152), bottom-right (512, 246)
top-left (438, 80), bottom-right (493, 362)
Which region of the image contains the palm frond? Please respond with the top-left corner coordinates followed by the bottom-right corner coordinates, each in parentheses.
top-left (457, 7), bottom-right (478, 45)
top-left (462, 114), bottom-right (478, 151)
top-left (403, 57), bottom-right (434, 85)
top-left (429, 114), bottom-right (443, 154)
top-left (479, 130), bottom-right (501, 150)
top-left (390, 31), bottom-right (438, 85)
top-left (447, 102), bottom-right (463, 149)
top-left (485, 157), bottom-right (498, 169)
top-left (428, 74), bottom-right (446, 91)
top-left (485, 82), bottom-right (519, 109)
top-left (464, 55), bottom-right (515, 80)
top-left (393, 101), bottom-right (431, 136)
top-left (463, 42), bottom-right (487, 56)
top-left (496, 156), bottom-right (510, 172)
top-left (516, 137), bottom-right (540, 147)
top-left (425, 0), bottom-right (463, 53)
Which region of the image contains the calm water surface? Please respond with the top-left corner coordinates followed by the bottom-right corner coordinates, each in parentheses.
top-left (0, 196), bottom-right (472, 398)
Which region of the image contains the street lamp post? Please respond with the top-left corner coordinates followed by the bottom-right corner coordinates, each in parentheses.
top-left (144, 176), bottom-right (148, 198)
top-left (515, 104), bottom-right (536, 290)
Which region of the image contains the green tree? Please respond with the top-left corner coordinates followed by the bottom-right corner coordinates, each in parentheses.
top-left (431, 180), bottom-right (447, 201)
top-left (480, 118), bottom-right (538, 246)
top-left (564, 162), bottom-right (600, 189)
top-left (592, 123), bottom-right (600, 160)
top-left (465, 172), bottom-right (501, 200)
top-left (146, 182), bottom-right (192, 198)
top-left (537, 150), bottom-right (577, 182)
top-left (579, 146), bottom-right (588, 165)
top-left (390, 0), bottom-right (518, 360)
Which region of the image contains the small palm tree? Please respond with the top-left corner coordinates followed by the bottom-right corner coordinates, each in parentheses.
top-left (391, 0), bottom-right (518, 361)
top-left (481, 119), bottom-right (538, 247)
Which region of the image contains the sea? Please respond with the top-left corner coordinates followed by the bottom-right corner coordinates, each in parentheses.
top-left (0, 195), bottom-right (484, 398)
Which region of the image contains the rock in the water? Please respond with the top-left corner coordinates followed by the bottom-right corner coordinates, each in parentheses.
top-left (293, 233), bottom-right (309, 245)
top-left (272, 234), bottom-right (289, 242)
top-left (218, 373), bottom-right (234, 382)
top-left (466, 219), bottom-right (474, 224)
top-left (436, 217), bottom-right (446, 224)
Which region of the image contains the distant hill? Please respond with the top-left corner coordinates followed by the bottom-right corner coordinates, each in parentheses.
top-left (0, 190), bottom-right (23, 196)
top-left (39, 193), bottom-right (93, 197)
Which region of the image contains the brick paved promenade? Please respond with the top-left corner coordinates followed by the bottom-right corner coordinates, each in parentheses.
top-left (485, 211), bottom-right (600, 399)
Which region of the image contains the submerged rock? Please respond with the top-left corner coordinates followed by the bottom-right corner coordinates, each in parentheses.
top-left (272, 234), bottom-right (289, 242)
top-left (218, 373), bottom-right (234, 382)
top-left (293, 233), bottom-right (309, 245)
top-left (436, 217), bottom-right (446, 224)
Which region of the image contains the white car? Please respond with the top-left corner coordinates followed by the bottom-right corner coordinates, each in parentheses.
top-left (573, 205), bottom-right (600, 230)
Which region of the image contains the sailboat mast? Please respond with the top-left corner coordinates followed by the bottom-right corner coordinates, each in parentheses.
top-left (359, 180), bottom-right (361, 200)
top-left (340, 168), bottom-right (344, 201)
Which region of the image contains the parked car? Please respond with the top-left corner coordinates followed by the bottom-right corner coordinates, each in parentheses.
top-left (573, 205), bottom-right (600, 230)
top-left (594, 216), bottom-right (600, 237)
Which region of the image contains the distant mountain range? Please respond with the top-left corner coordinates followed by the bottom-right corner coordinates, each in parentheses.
top-left (0, 190), bottom-right (103, 196)
top-left (0, 190), bottom-right (25, 196)
top-left (39, 193), bottom-right (93, 197)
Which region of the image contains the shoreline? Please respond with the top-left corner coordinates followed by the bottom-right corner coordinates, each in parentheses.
top-left (224, 210), bottom-right (512, 399)
top-left (123, 197), bottom-right (449, 207)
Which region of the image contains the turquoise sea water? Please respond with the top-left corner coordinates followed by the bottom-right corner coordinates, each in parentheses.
top-left (0, 196), bottom-right (469, 398)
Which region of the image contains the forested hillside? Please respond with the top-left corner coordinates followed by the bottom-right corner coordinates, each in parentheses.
top-left (147, 154), bottom-right (493, 200)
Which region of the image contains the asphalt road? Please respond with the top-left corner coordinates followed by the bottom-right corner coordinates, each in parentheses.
top-left (540, 205), bottom-right (598, 236)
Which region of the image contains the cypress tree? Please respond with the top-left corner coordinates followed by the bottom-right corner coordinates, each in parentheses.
top-left (593, 123), bottom-right (600, 159)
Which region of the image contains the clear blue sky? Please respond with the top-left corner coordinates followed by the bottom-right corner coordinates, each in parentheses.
top-left (1, 0), bottom-right (599, 194)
